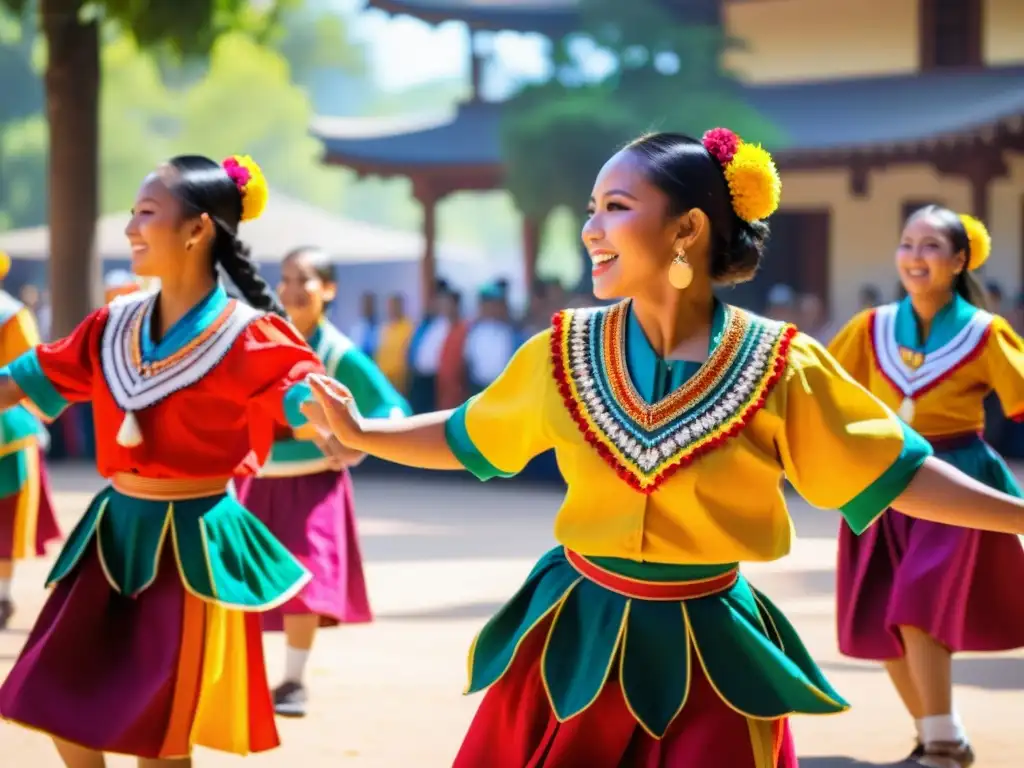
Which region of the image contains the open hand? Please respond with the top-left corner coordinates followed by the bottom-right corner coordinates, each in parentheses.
top-left (303, 374), bottom-right (363, 446)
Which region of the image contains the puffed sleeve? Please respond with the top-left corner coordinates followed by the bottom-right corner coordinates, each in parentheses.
top-left (444, 329), bottom-right (554, 480)
top-left (775, 333), bottom-right (933, 534)
top-left (333, 345), bottom-right (411, 420)
top-left (2, 307), bottom-right (105, 420)
top-left (826, 309), bottom-right (873, 383)
top-left (0, 308), bottom-right (42, 367)
top-left (231, 314), bottom-right (326, 431)
top-left (984, 315), bottom-right (1024, 420)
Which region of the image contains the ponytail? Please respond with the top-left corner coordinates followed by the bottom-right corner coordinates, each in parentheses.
top-left (212, 227), bottom-right (285, 317)
top-left (954, 269), bottom-right (990, 310)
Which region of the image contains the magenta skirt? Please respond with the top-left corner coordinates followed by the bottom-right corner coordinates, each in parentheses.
top-left (235, 469), bottom-right (372, 629)
top-left (837, 435), bottom-right (1024, 659)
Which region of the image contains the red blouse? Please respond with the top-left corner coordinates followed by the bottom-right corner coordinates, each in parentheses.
top-left (20, 299), bottom-right (324, 479)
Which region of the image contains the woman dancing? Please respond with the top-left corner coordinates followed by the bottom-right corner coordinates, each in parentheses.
top-left (0, 252), bottom-right (61, 629)
top-left (303, 129), bottom-right (1024, 767)
top-left (236, 245), bottom-right (410, 718)
top-left (0, 154), bottom-right (337, 767)
top-left (830, 205), bottom-right (1024, 768)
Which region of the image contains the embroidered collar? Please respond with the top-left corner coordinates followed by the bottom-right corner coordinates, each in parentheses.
top-left (551, 300), bottom-right (795, 494)
top-left (870, 299), bottom-right (991, 399)
top-left (139, 284), bottom-right (228, 363)
top-left (101, 290), bottom-right (261, 411)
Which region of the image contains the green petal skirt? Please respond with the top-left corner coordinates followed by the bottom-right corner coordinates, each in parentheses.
top-left (47, 486), bottom-right (310, 610)
top-left (467, 547), bottom-right (847, 738)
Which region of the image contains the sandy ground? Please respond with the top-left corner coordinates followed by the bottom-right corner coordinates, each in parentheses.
top-left (1, 465), bottom-right (1021, 766)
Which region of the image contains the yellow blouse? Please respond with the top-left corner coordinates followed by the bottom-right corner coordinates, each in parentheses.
top-left (445, 300), bottom-right (930, 565)
top-left (0, 306), bottom-right (41, 368)
top-left (374, 317), bottom-right (414, 393)
top-left (829, 297), bottom-right (1024, 438)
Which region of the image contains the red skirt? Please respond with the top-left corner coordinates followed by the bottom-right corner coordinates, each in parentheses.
top-left (455, 611), bottom-right (797, 767)
top-left (0, 448), bottom-right (62, 560)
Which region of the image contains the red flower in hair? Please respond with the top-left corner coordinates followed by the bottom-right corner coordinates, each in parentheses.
top-left (222, 156), bottom-right (252, 190)
top-left (702, 127), bottom-right (740, 166)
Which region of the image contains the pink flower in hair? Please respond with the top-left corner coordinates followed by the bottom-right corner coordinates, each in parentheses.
top-left (222, 157), bottom-right (251, 190)
top-left (702, 128), bottom-right (740, 166)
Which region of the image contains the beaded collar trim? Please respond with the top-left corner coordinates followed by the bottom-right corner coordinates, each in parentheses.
top-left (100, 290), bottom-right (260, 412)
top-left (551, 301), bottom-right (795, 494)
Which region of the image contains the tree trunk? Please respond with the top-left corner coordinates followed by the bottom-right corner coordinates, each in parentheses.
top-left (42, 0), bottom-right (101, 337)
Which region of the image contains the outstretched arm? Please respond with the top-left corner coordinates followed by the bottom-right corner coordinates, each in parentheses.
top-left (894, 456), bottom-right (1024, 534)
top-left (0, 375), bottom-right (26, 412)
top-left (303, 377), bottom-right (461, 470)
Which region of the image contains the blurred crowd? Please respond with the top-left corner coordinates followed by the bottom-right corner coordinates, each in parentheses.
top-left (19, 269), bottom-right (1024, 464)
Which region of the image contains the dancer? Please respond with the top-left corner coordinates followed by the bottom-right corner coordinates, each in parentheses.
top-left (0, 252), bottom-right (61, 629)
top-left (236, 245), bottom-right (410, 718)
top-left (830, 205), bottom-right (1024, 768)
top-left (303, 130), bottom-right (1024, 767)
top-left (0, 154), bottom-right (337, 767)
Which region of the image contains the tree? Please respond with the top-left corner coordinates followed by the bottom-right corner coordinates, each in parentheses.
top-left (499, 0), bottom-right (785, 294)
top-left (0, 0), bottom-right (290, 337)
top-left (0, 5), bottom-right (44, 229)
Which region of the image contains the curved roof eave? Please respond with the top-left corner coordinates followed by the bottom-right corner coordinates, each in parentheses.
top-left (366, 0), bottom-right (579, 34)
top-left (312, 67), bottom-right (1024, 173)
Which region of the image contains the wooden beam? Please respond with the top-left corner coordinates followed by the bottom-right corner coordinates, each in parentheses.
top-left (521, 215), bottom-right (543, 306)
top-left (413, 180), bottom-right (441, 311)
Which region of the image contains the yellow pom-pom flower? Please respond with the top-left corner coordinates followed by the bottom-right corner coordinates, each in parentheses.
top-left (958, 213), bottom-right (991, 271)
top-left (0, 251), bottom-right (9, 281)
top-left (723, 143), bottom-right (781, 223)
top-left (223, 154), bottom-right (269, 222)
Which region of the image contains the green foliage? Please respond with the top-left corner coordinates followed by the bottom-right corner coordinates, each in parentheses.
top-left (0, 2), bottom-right (45, 229)
top-left (499, 0), bottom-right (785, 221)
top-left (272, 4), bottom-right (363, 85)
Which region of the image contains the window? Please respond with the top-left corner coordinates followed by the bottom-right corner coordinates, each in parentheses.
top-left (920, 0), bottom-right (982, 70)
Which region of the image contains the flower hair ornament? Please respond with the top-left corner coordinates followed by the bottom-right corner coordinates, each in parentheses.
top-left (701, 127), bottom-right (782, 223)
top-left (222, 155), bottom-right (269, 222)
top-left (958, 213), bottom-right (991, 271)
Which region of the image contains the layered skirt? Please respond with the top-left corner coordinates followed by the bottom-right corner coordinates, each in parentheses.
top-left (235, 468), bottom-right (372, 629)
top-left (838, 432), bottom-right (1024, 659)
top-left (455, 546), bottom-right (844, 767)
top-left (0, 447), bottom-right (61, 560)
top-left (0, 482), bottom-right (310, 758)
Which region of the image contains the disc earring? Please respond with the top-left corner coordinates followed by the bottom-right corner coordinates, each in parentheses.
top-left (668, 249), bottom-right (693, 290)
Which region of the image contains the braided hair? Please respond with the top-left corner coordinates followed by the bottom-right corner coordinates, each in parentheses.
top-left (165, 154), bottom-right (285, 317)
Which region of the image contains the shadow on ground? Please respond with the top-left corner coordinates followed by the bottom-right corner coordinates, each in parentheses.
top-left (800, 759), bottom-right (906, 767)
top-left (819, 656), bottom-right (1024, 692)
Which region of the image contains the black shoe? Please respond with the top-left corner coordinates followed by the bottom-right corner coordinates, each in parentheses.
top-left (272, 680), bottom-right (308, 718)
top-left (913, 740), bottom-right (976, 768)
top-left (0, 599), bottom-right (13, 630)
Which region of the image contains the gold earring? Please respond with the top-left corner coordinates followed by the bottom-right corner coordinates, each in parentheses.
top-left (668, 248), bottom-right (693, 290)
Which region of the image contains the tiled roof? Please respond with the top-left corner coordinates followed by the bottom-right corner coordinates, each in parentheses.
top-left (314, 67), bottom-right (1024, 169)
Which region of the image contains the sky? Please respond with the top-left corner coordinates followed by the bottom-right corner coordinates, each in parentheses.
top-left (326, 0), bottom-right (612, 96)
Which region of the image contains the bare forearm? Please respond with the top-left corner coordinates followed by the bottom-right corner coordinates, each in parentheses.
top-left (893, 456), bottom-right (1024, 534)
top-left (349, 410), bottom-right (462, 471)
top-left (0, 375), bottom-right (26, 412)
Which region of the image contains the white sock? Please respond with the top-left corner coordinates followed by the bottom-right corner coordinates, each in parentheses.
top-left (915, 718), bottom-right (926, 742)
top-left (919, 712), bottom-right (967, 745)
top-left (0, 579), bottom-right (11, 601)
top-left (284, 646), bottom-right (310, 684)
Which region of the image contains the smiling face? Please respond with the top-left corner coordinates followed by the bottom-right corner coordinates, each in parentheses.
top-left (896, 214), bottom-right (966, 301)
top-left (278, 251), bottom-right (336, 331)
top-left (582, 149), bottom-right (686, 301)
top-left (124, 168), bottom-right (212, 280)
